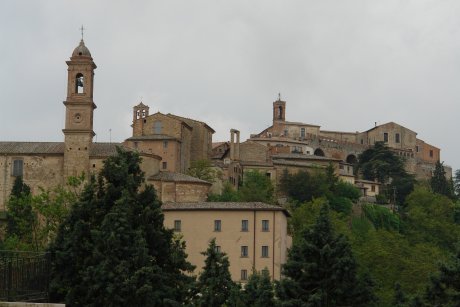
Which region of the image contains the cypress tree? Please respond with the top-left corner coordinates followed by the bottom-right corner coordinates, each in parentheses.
top-left (425, 246), bottom-right (460, 306)
top-left (194, 238), bottom-right (235, 306)
top-left (277, 204), bottom-right (376, 306)
top-left (244, 269), bottom-right (276, 307)
top-left (48, 147), bottom-right (195, 306)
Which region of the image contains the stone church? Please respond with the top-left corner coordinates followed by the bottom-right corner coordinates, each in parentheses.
top-left (0, 39), bottom-right (212, 211)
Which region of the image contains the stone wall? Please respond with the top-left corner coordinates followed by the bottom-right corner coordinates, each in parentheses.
top-left (0, 154), bottom-right (64, 210)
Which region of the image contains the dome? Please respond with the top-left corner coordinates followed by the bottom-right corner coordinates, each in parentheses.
top-left (72, 39), bottom-right (92, 57)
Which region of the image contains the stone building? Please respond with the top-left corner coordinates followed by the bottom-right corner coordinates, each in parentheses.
top-left (162, 202), bottom-right (290, 281)
top-left (0, 40), bottom-right (161, 210)
top-left (248, 96), bottom-right (450, 180)
top-left (0, 39), bottom-right (213, 210)
top-left (124, 105), bottom-right (214, 173)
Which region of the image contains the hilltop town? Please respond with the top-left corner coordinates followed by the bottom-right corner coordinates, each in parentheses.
top-left (1, 39), bottom-right (458, 306)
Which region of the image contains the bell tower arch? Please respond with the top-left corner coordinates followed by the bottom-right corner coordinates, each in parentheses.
top-left (62, 38), bottom-right (97, 178)
top-left (273, 93), bottom-right (286, 123)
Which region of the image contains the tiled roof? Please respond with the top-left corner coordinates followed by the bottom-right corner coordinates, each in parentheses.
top-left (161, 202), bottom-right (290, 216)
top-left (90, 143), bottom-right (123, 157)
top-left (0, 142), bottom-right (64, 154)
top-left (0, 141), bottom-right (122, 158)
top-left (125, 135), bottom-right (180, 141)
top-left (148, 171), bottom-right (212, 184)
top-left (167, 113), bottom-right (215, 133)
top-left (239, 161), bottom-right (273, 167)
top-left (272, 153), bottom-right (340, 161)
top-left (284, 121), bottom-right (320, 127)
top-left (273, 159), bottom-right (324, 168)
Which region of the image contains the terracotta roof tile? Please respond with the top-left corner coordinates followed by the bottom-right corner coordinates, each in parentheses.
top-left (161, 202), bottom-right (290, 216)
top-left (148, 171), bottom-right (212, 184)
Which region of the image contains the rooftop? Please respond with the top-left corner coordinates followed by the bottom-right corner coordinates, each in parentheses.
top-left (148, 171), bottom-right (212, 184)
top-left (0, 142), bottom-right (122, 157)
top-left (161, 202), bottom-right (290, 216)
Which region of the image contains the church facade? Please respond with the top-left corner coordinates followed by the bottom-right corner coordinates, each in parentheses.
top-left (0, 39), bottom-right (212, 210)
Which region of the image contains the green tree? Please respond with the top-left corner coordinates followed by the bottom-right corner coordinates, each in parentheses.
top-left (4, 176), bottom-right (37, 250)
top-left (357, 142), bottom-right (406, 184)
top-left (277, 204), bottom-right (376, 306)
top-left (279, 169), bottom-right (329, 204)
top-left (239, 170), bottom-right (274, 203)
top-left (357, 141), bottom-right (415, 206)
top-left (48, 147), bottom-right (195, 306)
top-left (207, 182), bottom-right (240, 202)
top-left (244, 269), bottom-right (276, 307)
top-left (194, 238), bottom-right (235, 306)
top-left (454, 169), bottom-right (460, 196)
top-left (187, 159), bottom-right (217, 182)
top-left (393, 283), bottom-right (408, 307)
top-left (425, 246), bottom-right (460, 306)
top-left (404, 187), bottom-right (460, 251)
top-left (430, 161), bottom-right (455, 199)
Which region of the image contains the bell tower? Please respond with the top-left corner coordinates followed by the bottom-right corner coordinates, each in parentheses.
top-left (62, 38), bottom-right (97, 178)
top-left (273, 93), bottom-right (286, 123)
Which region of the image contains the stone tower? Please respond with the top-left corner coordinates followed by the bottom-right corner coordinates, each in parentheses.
top-left (62, 39), bottom-right (97, 177)
top-left (132, 102), bottom-right (150, 136)
top-left (273, 95), bottom-right (286, 123)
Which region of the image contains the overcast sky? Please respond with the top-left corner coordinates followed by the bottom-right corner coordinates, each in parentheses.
top-left (1, 1), bottom-right (459, 171)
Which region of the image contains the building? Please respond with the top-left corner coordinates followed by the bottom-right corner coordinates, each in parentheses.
top-left (162, 202), bottom-right (291, 281)
top-left (124, 104), bottom-right (215, 173)
top-left (0, 39), bottom-right (214, 209)
top-left (247, 96), bottom-right (450, 180)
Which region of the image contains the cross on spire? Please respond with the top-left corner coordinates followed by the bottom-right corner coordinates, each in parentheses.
top-left (80, 25), bottom-right (85, 40)
top-left (278, 92), bottom-right (281, 101)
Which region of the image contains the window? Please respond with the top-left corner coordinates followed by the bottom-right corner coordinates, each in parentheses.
top-left (395, 133), bottom-right (400, 143)
top-left (371, 185), bottom-right (375, 192)
top-left (430, 150), bottom-right (433, 158)
top-left (266, 172), bottom-right (271, 179)
top-left (241, 246), bottom-right (248, 257)
top-left (383, 133), bottom-right (388, 143)
top-left (162, 162), bottom-right (167, 169)
top-left (262, 220), bottom-right (269, 232)
top-left (12, 160), bottom-right (23, 177)
top-left (134, 141), bottom-right (138, 149)
top-left (214, 220), bottom-right (221, 232)
top-left (360, 139), bottom-right (364, 144)
top-left (215, 245), bottom-right (221, 253)
top-left (154, 121), bottom-right (162, 134)
top-left (262, 246), bottom-right (269, 258)
top-left (163, 140), bottom-right (168, 149)
top-left (173, 220), bottom-right (181, 232)
top-left (416, 145), bottom-right (419, 152)
top-left (300, 127), bottom-right (305, 138)
top-left (75, 73), bottom-right (84, 94)
top-left (241, 220), bottom-right (248, 232)
top-left (241, 269), bottom-right (248, 281)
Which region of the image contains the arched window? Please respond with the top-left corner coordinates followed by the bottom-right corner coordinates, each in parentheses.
top-left (141, 109), bottom-right (146, 118)
top-left (346, 154), bottom-right (357, 165)
top-left (278, 106), bottom-right (283, 119)
top-left (75, 73), bottom-right (84, 94)
top-left (136, 110), bottom-right (140, 120)
top-left (154, 121), bottom-right (162, 134)
top-left (314, 148), bottom-right (325, 157)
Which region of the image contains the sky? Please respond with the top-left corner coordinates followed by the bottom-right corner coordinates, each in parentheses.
top-left (1, 1), bottom-right (459, 171)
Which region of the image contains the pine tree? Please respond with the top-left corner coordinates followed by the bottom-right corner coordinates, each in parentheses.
top-left (48, 147), bottom-right (195, 306)
top-left (194, 238), bottom-right (235, 306)
top-left (5, 176), bottom-right (36, 248)
top-left (431, 161), bottom-right (455, 199)
top-left (393, 283), bottom-right (407, 307)
top-left (244, 269), bottom-right (276, 307)
top-left (425, 246), bottom-right (460, 306)
top-left (277, 204), bottom-right (376, 306)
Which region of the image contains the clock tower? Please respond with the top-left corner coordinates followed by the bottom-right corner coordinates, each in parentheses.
top-left (62, 38), bottom-right (97, 177)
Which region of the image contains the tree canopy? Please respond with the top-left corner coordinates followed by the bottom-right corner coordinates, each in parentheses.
top-left (278, 204), bottom-right (376, 306)
top-left (48, 147), bottom-right (195, 306)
